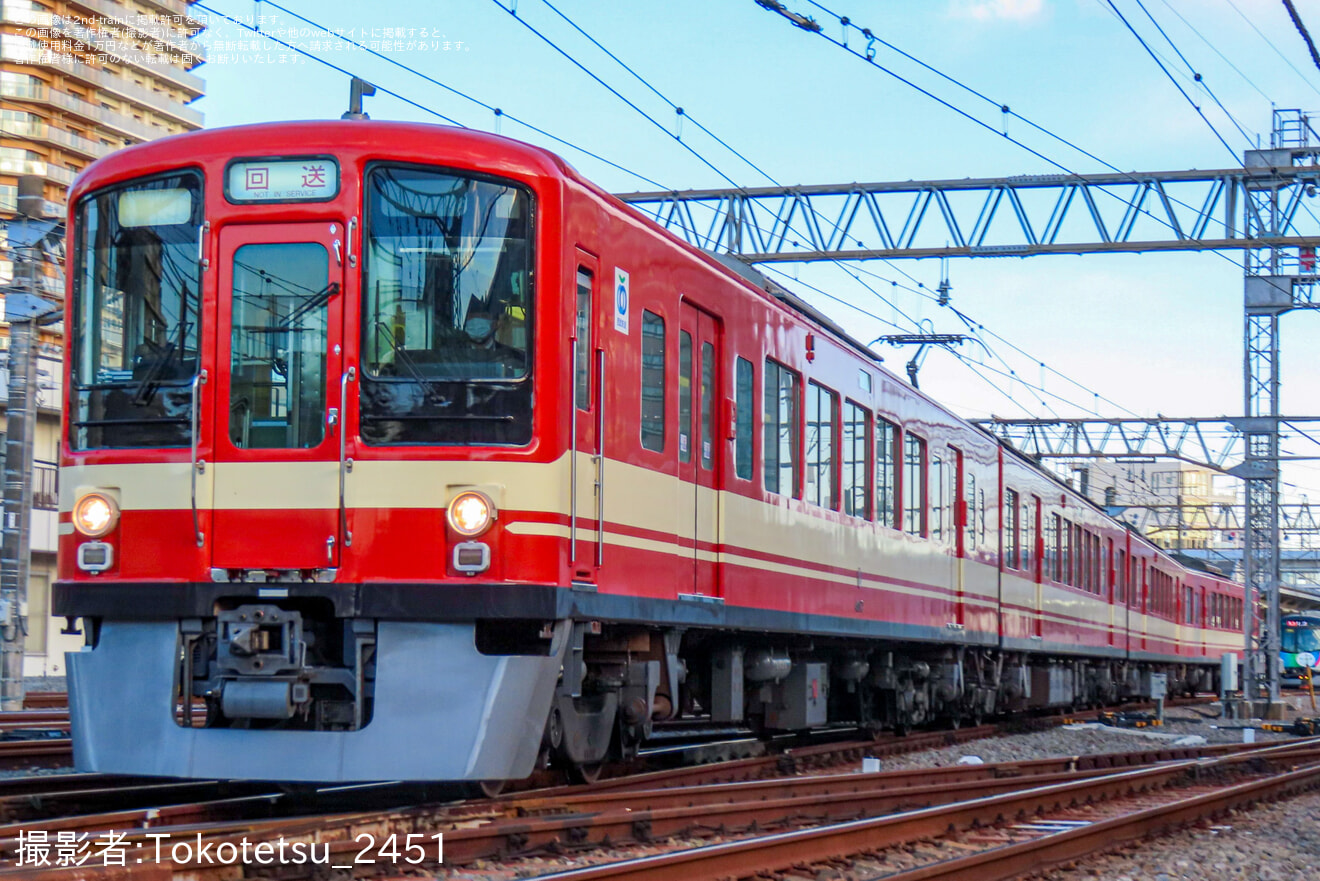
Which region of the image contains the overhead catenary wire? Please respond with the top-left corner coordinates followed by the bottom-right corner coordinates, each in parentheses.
top-left (1281, 0), bottom-right (1320, 74)
top-left (1103, 0), bottom-right (1243, 162)
top-left (1155, 0), bottom-right (1273, 104)
top-left (1132, 0), bottom-right (1255, 146)
top-left (761, 1), bottom-right (1256, 279)
top-left (1222, 0), bottom-right (1320, 99)
top-left (197, 2), bottom-right (669, 190)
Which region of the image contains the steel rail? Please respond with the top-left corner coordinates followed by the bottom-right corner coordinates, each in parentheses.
top-left (500, 738), bottom-right (1304, 816)
top-left (525, 740), bottom-right (1320, 881)
top-left (874, 761), bottom-right (1320, 881)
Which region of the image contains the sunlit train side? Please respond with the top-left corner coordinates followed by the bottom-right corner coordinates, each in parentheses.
top-left (55, 121), bottom-right (1245, 783)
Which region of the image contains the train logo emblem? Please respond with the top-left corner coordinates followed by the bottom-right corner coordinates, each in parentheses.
top-left (614, 268), bottom-right (630, 334)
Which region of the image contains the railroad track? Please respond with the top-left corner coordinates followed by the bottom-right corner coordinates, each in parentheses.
top-left (19, 696), bottom-right (65, 712)
top-left (0, 732), bottom-right (1310, 880)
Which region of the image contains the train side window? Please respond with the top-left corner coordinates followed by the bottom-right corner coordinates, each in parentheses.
top-left (679, 331), bottom-right (693, 462)
top-left (1060, 519), bottom-right (1072, 585)
top-left (903, 432), bottom-right (928, 536)
top-left (965, 470), bottom-right (977, 550)
top-left (842, 401), bottom-right (870, 518)
top-left (734, 357), bottom-right (754, 480)
top-left (764, 359), bottom-right (800, 497)
top-left (1023, 496), bottom-right (1037, 575)
top-left (700, 342), bottom-right (715, 469)
top-left (1043, 513), bottom-right (1058, 581)
top-left (640, 311), bottom-right (665, 452)
top-left (876, 418), bottom-right (899, 528)
top-left (806, 382), bottom-right (838, 509)
top-left (932, 452), bottom-right (947, 541)
top-left (1004, 488), bottom-right (1020, 568)
top-left (978, 487), bottom-right (987, 547)
top-left (575, 270), bottom-right (592, 411)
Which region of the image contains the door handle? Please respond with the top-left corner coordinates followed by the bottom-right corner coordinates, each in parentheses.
top-left (339, 368), bottom-right (355, 549)
top-left (327, 407), bottom-right (339, 431)
top-left (332, 239), bottom-right (343, 266)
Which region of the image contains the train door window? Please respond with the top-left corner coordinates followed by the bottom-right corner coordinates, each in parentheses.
top-left (764, 359), bottom-right (800, 497)
top-left (1117, 549), bottom-right (1127, 603)
top-left (842, 401), bottom-right (870, 518)
top-left (876, 417), bottom-right (898, 528)
top-left (734, 357), bottom-right (754, 480)
top-left (1004, 488), bottom-right (1020, 567)
top-left (931, 452), bottom-right (945, 541)
top-left (965, 470), bottom-right (977, 550)
top-left (575, 270), bottom-right (592, 411)
top-left (228, 242), bottom-right (330, 450)
top-left (700, 342), bottom-right (715, 469)
top-left (640, 311), bottom-right (665, 452)
top-left (903, 432), bottom-right (927, 536)
top-left (679, 332), bottom-right (693, 462)
top-left (805, 382), bottom-right (837, 508)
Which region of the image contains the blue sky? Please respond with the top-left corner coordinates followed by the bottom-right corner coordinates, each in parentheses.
top-left (189, 0), bottom-right (1320, 496)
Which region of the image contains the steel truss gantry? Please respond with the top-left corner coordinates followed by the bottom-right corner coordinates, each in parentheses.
top-left (618, 152), bottom-right (1320, 262)
top-left (1120, 503), bottom-right (1320, 538)
top-left (617, 110), bottom-right (1320, 707)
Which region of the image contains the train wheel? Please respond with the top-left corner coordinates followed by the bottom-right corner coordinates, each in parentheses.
top-left (569, 762), bottom-right (604, 785)
top-left (477, 780), bottom-right (506, 798)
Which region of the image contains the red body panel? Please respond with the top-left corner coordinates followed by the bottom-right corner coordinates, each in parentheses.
top-left (58, 122), bottom-right (1243, 666)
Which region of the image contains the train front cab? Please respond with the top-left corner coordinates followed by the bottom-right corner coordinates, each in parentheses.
top-left (56, 125), bottom-right (580, 781)
top-left (1282, 615), bottom-right (1320, 687)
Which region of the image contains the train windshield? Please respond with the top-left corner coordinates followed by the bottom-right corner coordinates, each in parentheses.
top-left (69, 171), bottom-right (203, 449)
top-left (1283, 620), bottom-right (1320, 653)
top-left (360, 165), bottom-right (533, 445)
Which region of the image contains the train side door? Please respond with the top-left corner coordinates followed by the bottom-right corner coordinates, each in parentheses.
top-left (952, 447), bottom-right (966, 627)
top-left (570, 260), bottom-right (602, 583)
top-left (679, 302), bottom-right (722, 598)
top-left (210, 222), bottom-right (345, 570)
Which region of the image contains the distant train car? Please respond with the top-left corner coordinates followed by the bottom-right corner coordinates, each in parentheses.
top-left (55, 121), bottom-right (1245, 783)
top-left (1282, 614), bottom-right (1320, 686)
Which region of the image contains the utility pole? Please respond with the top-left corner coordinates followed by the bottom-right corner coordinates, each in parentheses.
top-left (0, 176), bottom-right (60, 710)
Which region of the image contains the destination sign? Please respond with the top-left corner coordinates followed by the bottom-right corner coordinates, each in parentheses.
top-left (226, 158), bottom-right (339, 203)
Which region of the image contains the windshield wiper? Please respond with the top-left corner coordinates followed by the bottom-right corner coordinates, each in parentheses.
top-left (130, 318), bottom-right (192, 406)
top-left (372, 322), bottom-right (450, 406)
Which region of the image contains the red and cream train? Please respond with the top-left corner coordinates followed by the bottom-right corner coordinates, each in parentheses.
top-left (54, 121), bottom-right (1244, 782)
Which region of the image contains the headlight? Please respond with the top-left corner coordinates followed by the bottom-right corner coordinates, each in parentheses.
top-left (73, 492), bottom-right (119, 538)
top-left (447, 490), bottom-right (496, 537)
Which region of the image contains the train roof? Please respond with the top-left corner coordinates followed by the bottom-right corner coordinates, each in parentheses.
top-left (69, 120), bottom-right (578, 204)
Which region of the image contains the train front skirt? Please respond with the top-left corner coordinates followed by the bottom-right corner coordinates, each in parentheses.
top-left (65, 620), bottom-right (568, 781)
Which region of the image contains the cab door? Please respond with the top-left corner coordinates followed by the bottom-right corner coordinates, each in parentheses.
top-left (210, 222), bottom-right (346, 571)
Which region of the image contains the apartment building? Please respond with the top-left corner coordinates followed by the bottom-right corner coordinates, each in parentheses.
top-left (0, 0), bottom-right (204, 675)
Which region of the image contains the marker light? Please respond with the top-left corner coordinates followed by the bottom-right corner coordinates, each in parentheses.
top-left (447, 491), bottom-right (496, 537)
top-left (73, 492), bottom-right (119, 538)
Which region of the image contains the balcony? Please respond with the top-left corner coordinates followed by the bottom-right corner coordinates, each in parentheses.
top-left (0, 187), bottom-right (61, 216)
top-left (0, 158), bottom-right (75, 186)
top-left (0, 79), bottom-right (164, 143)
top-left (55, 16), bottom-right (206, 97)
top-left (1, 117), bottom-right (115, 160)
top-left (65, 0), bottom-right (207, 62)
top-left (0, 43), bottom-right (203, 128)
